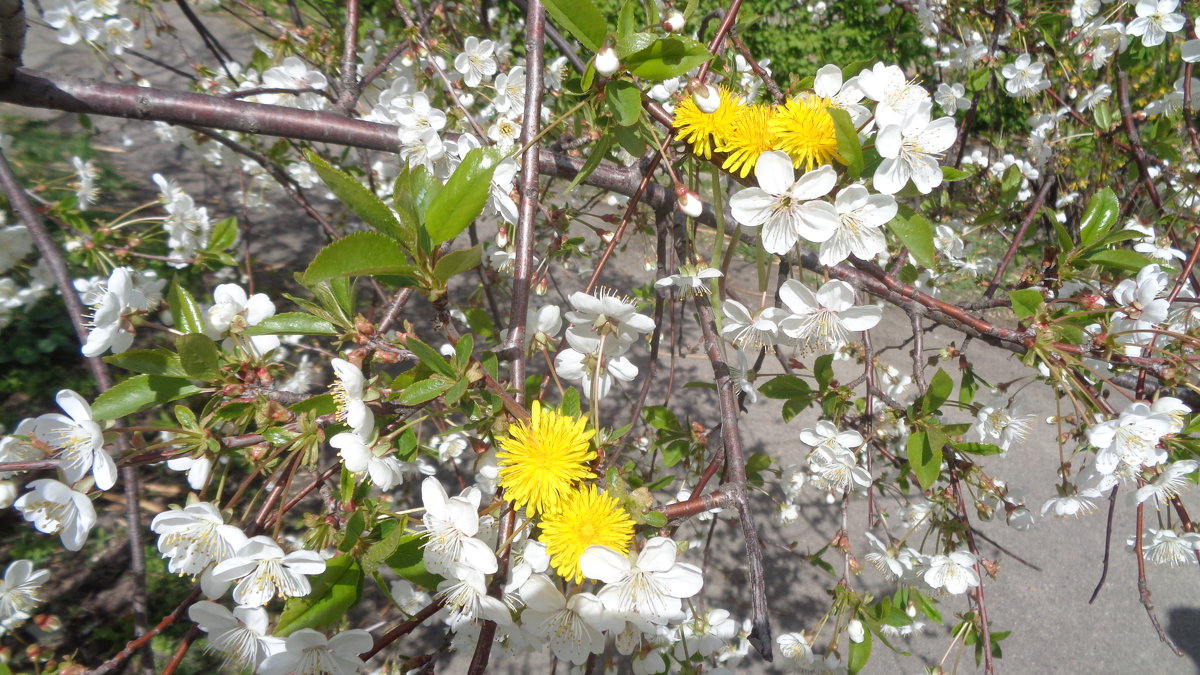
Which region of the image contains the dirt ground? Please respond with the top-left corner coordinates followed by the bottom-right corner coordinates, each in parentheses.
top-left (4, 5), bottom-right (1199, 674)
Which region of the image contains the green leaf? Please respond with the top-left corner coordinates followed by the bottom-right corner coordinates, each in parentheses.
top-left (759, 375), bottom-right (812, 399)
top-left (617, 0), bottom-right (637, 39)
top-left (814, 354), bottom-right (834, 391)
top-left (90, 374), bottom-right (201, 420)
top-left (922, 369), bottom-right (953, 414)
top-left (848, 627), bottom-right (873, 674)
top-left (907, 430), bottom-right (944, 491)
top-left (393, 164), bottom-right (441, 242)
top-left (643, 511), bottom-right (667, 527)
top-left (565, 131), bottom-right (614, 193)
top-left (830, 108), bottom-right (863, 179)
top-left (244, 312), bottom-right (338, 336)
top-left (302, 232), bottom-right (414, 284)
top-left (1082, 249), bottom-right (1152, 272)
top-left (560, 388), bottom-right (581, 418)
top-left (385, 533), bottom-right (445, 590)
top-left (616, 31), bottom-right (656, 58)
top-left (952, 441), bottom-right (1004, 456)
top-left (959, 368), bottom-right (978, 405)
top-left (275, 555), bottom-right (363, 636)
top-left (453, 334), bottom-right (474, 372)
top-left (207, 216), bottom-right (238, 251)
top-left (1008, 288), bottom-right (1044, 319)
top-left (104, 349), bottom-right (186, 376)
top-left (433, 244), bottom-right (484, 283)
top-left (613, 123), bottom-right (646, 156)
top-left (605, 80), bottom-right (642, 126)
top-left (176, 333), bottom-right (221, 380)
top-left (625, 38), bottom-right (712, 81)
top-left (396, 377), bottom-right (452, 406)
top-left (168, 279), bottom-right (205, 334)
top-left (305, 150), bottom-right (406, 243)
top-left (941, 166), bottom-right (973, 182)
top-left (643, 405), bottom-right (681, 431)
top-left (339, 511), bottom-right (366, 552)
top-left (543, 0), bottom-right (607, 52)
top-left (290, 393), bottom-right (336, 416)
top-left (887, 213), bottom-right (936, 269)
top-left (1078, 188), bottom-right (1119, 246)
top-left (405, 337), bottom-right (455, 377)
top-left (424, 148), bottom-right (503, 245)
top-left (363, 518), bottom-right (409, 574)
top-left (999, 164), bottom-right (1022, 205)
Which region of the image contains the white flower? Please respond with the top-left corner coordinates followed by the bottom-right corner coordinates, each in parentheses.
top-left (968, 393), bottom-right (1035, 453)
top-left (0, 560), bottom-right (49, 635)
top-left (331, 422), bottom-right (408, 491)
top-left (564, 289), bottom-right (655, 350)
top-left (777, 631), bottom-right (817, 669)
top-left (729, 151), bottom-right (839, 255)
top-left (820, 184), bottom-right (896, 265)
top-left (813, 64), bottom-right (869, 125)
top-left (1129, 528), bottom-right (1200, 567)
top-left (151, 501), bottom-right (249, 586)
top-left (554, 347), bottom-right (638, 400)
top-left (1001, 54), bottom-right (1050, 98)
top-left (101, 17), bottom-right (134, 55)
top-left (14, 479), bottom-right (97, 551)
top-left (519, 574), bottom-right (615, 665)
top-left (210, 536), bottom-right (327, 607)
top-left (0, 420), bottom-right (45, 479)
top-left (864, 532), bottom-right (904, 580)
top-left (455, 36), bottom-right (498, 87)
top-left (1089, 401), bottom-right (1173, 473)
top-left (778, 279), bottom-right (881, 351)
top-left (720, 299), bottom-right (785, 349)
top-left (437, 563), bottom-right (512, 629)
top-left (45, 2), bottom-right (99, 45)
top-left (807, 445), bottom-right (872, 492)
top-left (856, 62), bottom-right (930, 126)
top-left (391, 579), bottom-right (433, 615)
top-left (420, 477), bottom-right (497, 576)
top-left (924, 550), bottom-right (979, 595)
top-left (34, 389), bottom-right (115, 490)
top-left (1126, 0), bottom-right (1184, 48)
top-left (330, 358), bottom-right (373, 437)
top-left (188, 601), bottom-right (283, 670)
top-left (581, 537), bottom-right (703, 626)
top-left (1041, 487), bottom-right (1101, 518)
top-left (874, 101), bottom-right (957, 195)
top-left (655, 265), bottom-right (722, 298)
top-left (1134, 460), bottom-right (1198, 506)
top-left (206, 283), bottom-right (279, 356)
top-left (1183, 26), bottom-right (1200, 62)
top-left (934, 82), bottom-right (970, 114)
top-left (492, 67), bottom-right (526, 114)
top-left (674, 608), bottom-right (739, 659)
top-left (82, 267), bottom-right (145, 357)
top-left (0, 225), bottom-right (33, 274)
top-left (166, 455), bottom-right (213, 491)
top-left (258, 628), bottom-right (373, 675)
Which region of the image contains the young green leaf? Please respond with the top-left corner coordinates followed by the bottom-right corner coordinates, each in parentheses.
top-left (243, 312), bottom-right (338, 336)
top-left (624, 38), bottom-right (712, 81)
top-left (922, 369), bottom-right (954, 414)
top-left (168, 279), bottom-right (206, 335)
top-left (302, 232), bottom-right (415, 284)
top-left (305, 150), bottom-right (406, 243)
top-left (830, 108), bottom-right (864, 179)
top-left (424, 148), bottom-right (503, 245)
top-left (274, 555), bottom-right (364, 636)
top-left (1078, 188), bottom-right (1119, 245)
top-left (433, 244), bottom-right (484, 283)
top-left (887, 213), bottom-right (937, 269)
top-left (90, 374), bottom-right (201, 420)
top-left (605, 79), bottom-right (643, 126)
top-left (176, 333), bottom-right (221, 380)
top-left (1008, 288), bottom-right (1044, 319)
top-left (543, 0), bottom-right (607, 52)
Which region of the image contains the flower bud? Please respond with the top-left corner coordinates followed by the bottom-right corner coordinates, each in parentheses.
top-left (534, 277), bottom-right (549, 295)
top-left (677, 189), bottom-right (704, 218)
top-left (594, 47), bottom-right (620, 77)
top-left (691, 83), bottom-right (721, 113)
top-left (663, 11), bottom-right (685, 33)
top-left (848, 619), bottom-right (865, 643)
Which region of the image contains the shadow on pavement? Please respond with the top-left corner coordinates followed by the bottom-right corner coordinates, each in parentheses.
top-left (1166, 607), bottom-right (1200, 674)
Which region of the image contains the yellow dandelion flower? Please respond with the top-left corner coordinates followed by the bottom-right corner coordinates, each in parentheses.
top-left (768, 93), bottom-right (843, 171)
top-left (672, 86), bottom-right (742, 159)
top-left (496, 401), bottom-right (596, 516)
top-left (718, 104), bottom-right (777, 178)
top-left (538, 485), bottom-right (634, 584)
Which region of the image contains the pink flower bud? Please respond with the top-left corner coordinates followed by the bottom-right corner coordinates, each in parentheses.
top-left (678, 190), bottom-right (704, 218)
